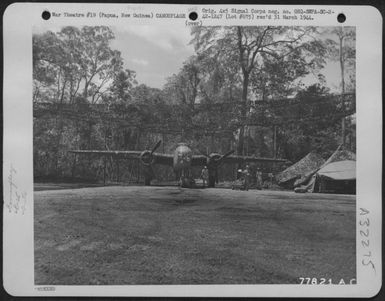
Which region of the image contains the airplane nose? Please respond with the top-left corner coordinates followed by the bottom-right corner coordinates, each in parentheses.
top-left (178, 154), bottom-right (191, 165)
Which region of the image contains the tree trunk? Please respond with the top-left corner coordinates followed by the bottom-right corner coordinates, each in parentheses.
top-left (339, 33), bottom-right (346, 147)
top-left (54, 79), bottom-right (67, 175)
top-left (273, 125), bottom-right (277, 158)
top-left (258, 128), bottom-right (265, 156)
top-left (83, 77), bottom-right (89, 99)
top-left (103, 157), bottom-right (106, 185)
top-left (87, 122), bottom-right (93, 149)
top-left (71, 154), bottom-right (77, 179)
top-left (237, 73), bottom-right (249, 157)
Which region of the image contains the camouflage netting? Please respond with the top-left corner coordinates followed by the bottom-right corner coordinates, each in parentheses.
top-left (276, 152), bottom-right (325, 188)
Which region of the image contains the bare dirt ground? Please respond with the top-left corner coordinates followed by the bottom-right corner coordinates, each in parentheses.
top-left (34, 185), bottom-right (355, 285)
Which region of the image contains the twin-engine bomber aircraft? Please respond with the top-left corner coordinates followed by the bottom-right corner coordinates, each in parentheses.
top-left (69, 140), bottom-right (287, 188)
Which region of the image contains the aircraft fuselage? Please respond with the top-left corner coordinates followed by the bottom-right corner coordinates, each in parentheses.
top-left (173, 143), bottom-right (193, 171)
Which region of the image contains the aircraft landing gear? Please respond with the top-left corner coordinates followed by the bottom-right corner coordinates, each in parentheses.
top-left (143, 165), bottom-right (154, 186)
top-left (178, 168), bottom-right (195, 188)
top-left (208, 175), bottom-right (216, 188)
top-left (144, 177), bottom-right (151, 186)
top-left (180, 176), bottom-right (196, 188)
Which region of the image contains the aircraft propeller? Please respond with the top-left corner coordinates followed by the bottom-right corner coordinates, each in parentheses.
top-left (140, 140), bottom-right (162, 167)
top-left (151, 140), bottom-right (162, 155)
top-left (219, 149), bottom-right (235, 162)
top-left (197, 148), bottom-right (235, 168)
top-left (203, 149), bottom-right (234, 187)
top-left (139, 140), bottom-right (162, 185)
top-left (207, 149), bottom-right (235, 168)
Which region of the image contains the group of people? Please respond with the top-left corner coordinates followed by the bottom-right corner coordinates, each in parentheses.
top-left (200, 164), bottom-right (264, 190)
top-left (238, 165), bottom-right (263, 190)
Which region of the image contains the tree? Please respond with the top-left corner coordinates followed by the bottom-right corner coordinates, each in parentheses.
top-left (163, 52), bottom-right (241, 153)
top-left (326, 27), bottom-right (356, 147)
top-left (109, 69), bottom-right (137, 103)
top-left (191, 26), bottom-right (328, 157)
top-left (34, 26), bottom-right (126, 105)
top-left (274, 84), bottom-right (342, 161)
top-left (33, 26), bottom-right (129, 177)
top-left (163, 56), bottom-right (203, 139)
top-left (247, 51), bottom-right (314, 157)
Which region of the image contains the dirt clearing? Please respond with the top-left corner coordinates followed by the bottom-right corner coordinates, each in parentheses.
top-left (34, 186), bottom-right (355, 285)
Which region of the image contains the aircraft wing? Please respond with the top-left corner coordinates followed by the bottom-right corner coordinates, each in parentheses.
top-left (153, 153), bottom-right (174, 165)
top-left (68, 150), bottom-right (174, 165)
top-left (222, 155), bottom-right (288, 164)
top-left (191, 154), bottom-right (288, 166)
top-left (69, 150), bottom-right (142, 158)
top-left (191, 155), bottom-right (209, 166)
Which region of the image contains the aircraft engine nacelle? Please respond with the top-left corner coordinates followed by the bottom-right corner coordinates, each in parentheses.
top-left (140, 150), bottom-right (156, 166)
top-left (207, 153), bottom-right (221, 168)
top-left (139, 140), bottom-right (162, 186)
top-left (206, 150), bottom-right (235, 187)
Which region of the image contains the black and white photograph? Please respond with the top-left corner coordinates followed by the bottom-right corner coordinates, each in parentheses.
top-left (3, 3), bottom-right (382, 297)
top-left (32, 23), bottom-right (357, 285)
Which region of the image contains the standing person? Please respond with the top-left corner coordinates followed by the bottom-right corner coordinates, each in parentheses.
top-left (256, 168), bottom-right (263, 190)
top-left (201, 166), bottom-right (209, 188)
top-left (237, 169), bottom-right (243, 179)
top-left (243, 165), bottom-right (251, 191)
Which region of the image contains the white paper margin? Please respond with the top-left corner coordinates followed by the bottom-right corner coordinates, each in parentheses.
top-left (3, 3), bottom-right (382, 297)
